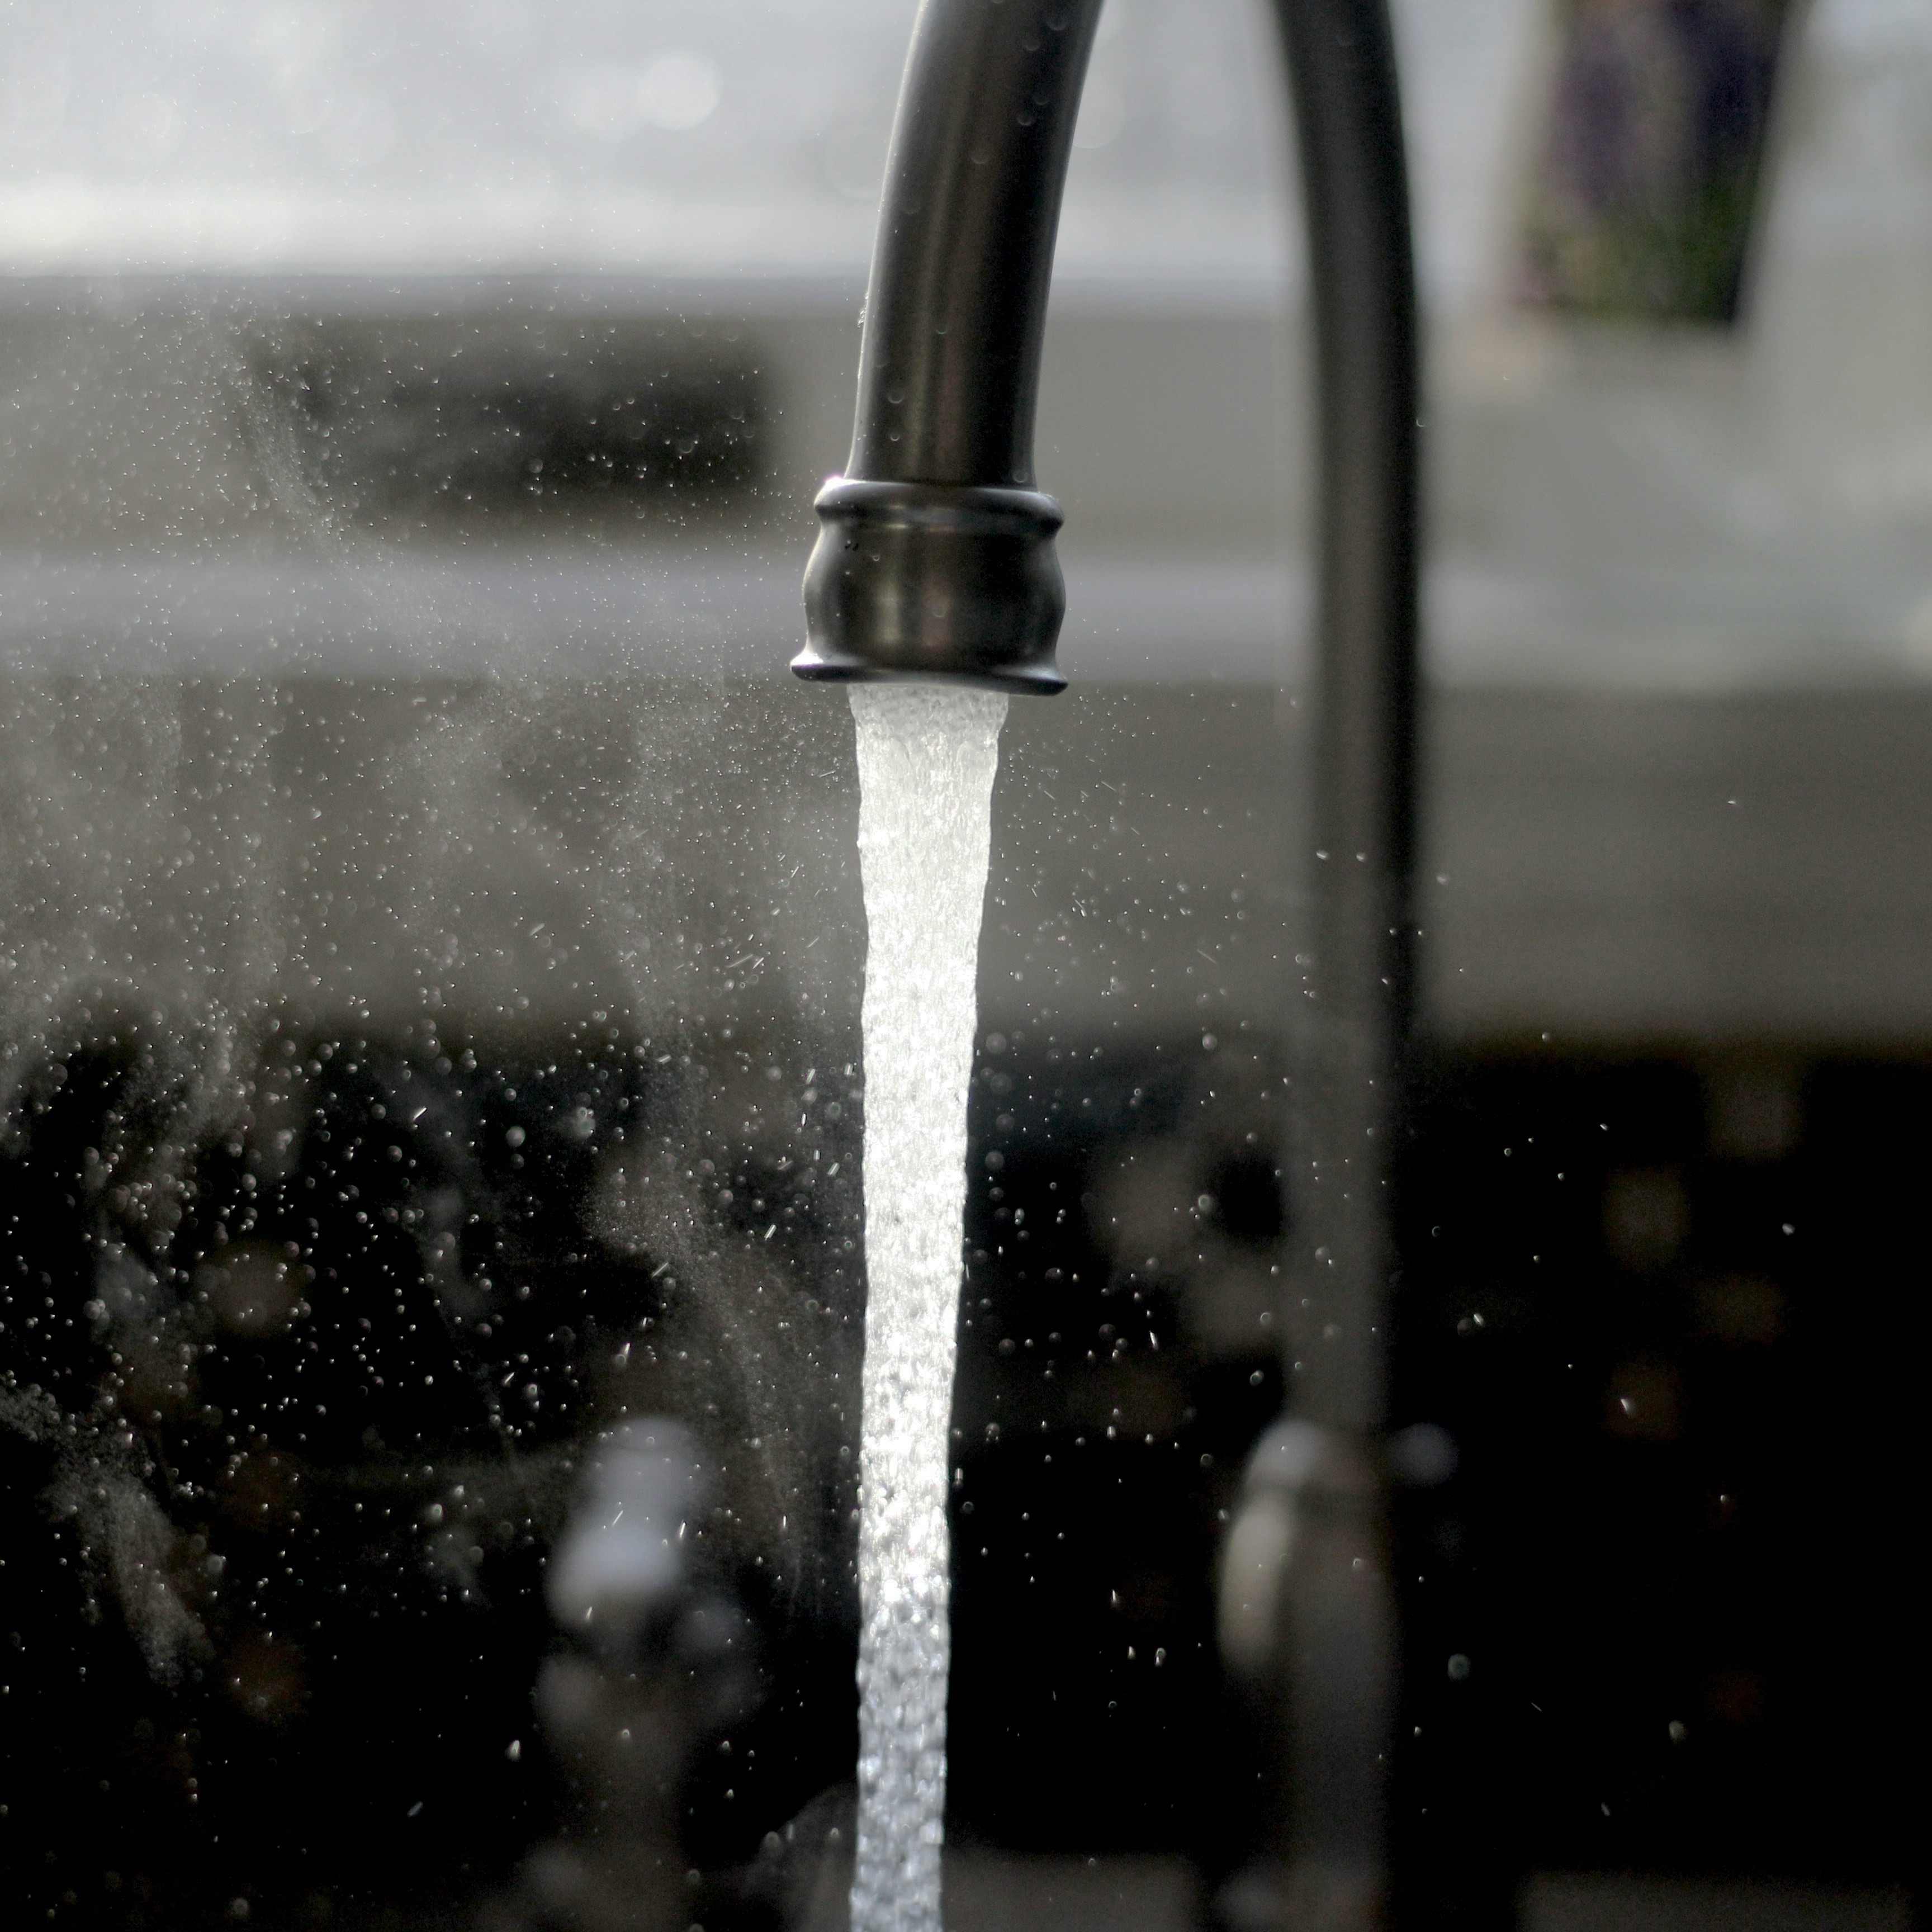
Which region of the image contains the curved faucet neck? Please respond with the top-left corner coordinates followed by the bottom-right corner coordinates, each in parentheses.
top-left (850, 0), bottom-right (1104, 489)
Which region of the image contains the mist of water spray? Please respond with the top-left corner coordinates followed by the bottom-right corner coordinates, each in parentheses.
top-left (847, 684), bottom-right (1007, 1932)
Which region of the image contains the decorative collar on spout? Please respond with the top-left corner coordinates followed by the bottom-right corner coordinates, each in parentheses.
top-left (796, 479), bottom-right (1067, 695)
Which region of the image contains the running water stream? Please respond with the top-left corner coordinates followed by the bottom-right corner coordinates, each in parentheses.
top-left (847, 684), bottom-right (1009, 1932)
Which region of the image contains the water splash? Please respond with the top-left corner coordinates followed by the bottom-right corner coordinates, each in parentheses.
top-left (847, 684), bottom-right (1007, 1932)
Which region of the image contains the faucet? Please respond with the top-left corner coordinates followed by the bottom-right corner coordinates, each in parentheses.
top-left (796, 0), bottom-right (1418, 1920)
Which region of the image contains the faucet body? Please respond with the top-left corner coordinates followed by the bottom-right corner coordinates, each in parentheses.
top-left (798, 0), bottom-right (1418, 1918)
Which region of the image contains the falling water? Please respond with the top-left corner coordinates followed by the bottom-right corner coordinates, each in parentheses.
top-left (847, 684), bottom-right (1008, 1932)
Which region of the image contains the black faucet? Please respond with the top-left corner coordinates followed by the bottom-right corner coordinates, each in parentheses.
top-left (797, 0), bottom-right (1418, 1918)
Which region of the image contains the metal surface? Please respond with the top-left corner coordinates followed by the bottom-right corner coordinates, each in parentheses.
top-left (797, 479), bottom-right (1067, 692)
top-left (797, 0), bottom-right (1105, 692)
top-left (1270, 2), bottom-right (1416, 1906)
top-left (795, 0), bottom-right (1419, 1919)
top-left (1274, 0), bottom-right (1418, 1419)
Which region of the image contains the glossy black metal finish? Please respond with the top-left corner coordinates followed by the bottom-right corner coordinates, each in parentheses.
top-left (797, 480), bottom-right (1067, 694)
top-left (845, 0), bottom-right (1105, 490)
top-left (794, 0), bottom-right (1103, 692)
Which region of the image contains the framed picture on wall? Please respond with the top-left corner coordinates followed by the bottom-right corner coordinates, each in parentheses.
top-left (1520, 0), bottom-right (1796, 324)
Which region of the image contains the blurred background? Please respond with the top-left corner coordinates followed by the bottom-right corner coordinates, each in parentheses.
top-left (0, 1), bottom-right (1924, 1928)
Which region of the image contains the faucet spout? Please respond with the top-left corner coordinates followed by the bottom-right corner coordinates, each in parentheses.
top-left (796, 0), bottom-right (1104, 692)
top-left (794, 0), bottom-right (1417, 718)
